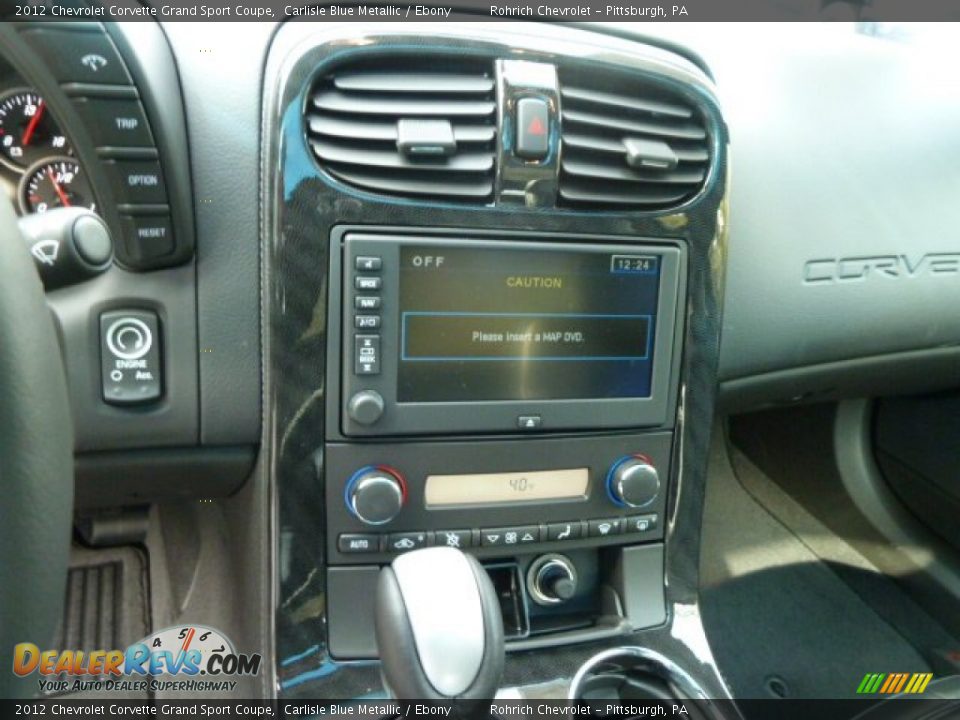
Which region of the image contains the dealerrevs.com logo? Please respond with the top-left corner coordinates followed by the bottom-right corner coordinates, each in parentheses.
top-left (12, 625), bottom-right (261, 694)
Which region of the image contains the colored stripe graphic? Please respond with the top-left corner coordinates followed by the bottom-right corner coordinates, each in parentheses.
top-left (857, 673), bottom-right (886, 694)
top-left (879, 674), bottom-right (897, 693)
top-left (857, 672), bottom-right (933, 694)
top-left (905, 673), bottom-right (933, 693)
top-left (893, 673), bottom-right (909, 693)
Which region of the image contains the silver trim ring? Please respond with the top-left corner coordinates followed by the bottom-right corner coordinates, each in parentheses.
top-left (567, 646), bottom-right (709, 702)
top-left (105, 318), bottom-right (153, 361)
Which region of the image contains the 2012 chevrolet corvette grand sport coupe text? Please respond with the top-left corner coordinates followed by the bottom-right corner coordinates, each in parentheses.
top-left (1, 7), bottom-right (960, 720)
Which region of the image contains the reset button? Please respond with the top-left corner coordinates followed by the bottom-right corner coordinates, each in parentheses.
top-left (121, 215), bottom-right (174, 263)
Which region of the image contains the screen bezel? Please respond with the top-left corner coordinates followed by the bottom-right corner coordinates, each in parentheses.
top-left (329, 229), bottom-right (686, 438)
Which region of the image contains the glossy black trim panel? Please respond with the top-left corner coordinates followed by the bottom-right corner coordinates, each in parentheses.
top-left (263, 22), bottom-right (729, 699)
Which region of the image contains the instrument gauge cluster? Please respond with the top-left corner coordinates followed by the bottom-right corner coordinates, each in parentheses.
top-left (0, 86), bottom-right (95, 217)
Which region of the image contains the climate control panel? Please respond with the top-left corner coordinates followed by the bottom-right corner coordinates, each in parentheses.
top-left (325, 432), bottom-right (671, 564)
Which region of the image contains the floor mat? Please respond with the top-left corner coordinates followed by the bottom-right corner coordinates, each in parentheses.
top-left (47, 544), bottom-right (150, 698)
top-left (700, 435), bottom-right (943, 700)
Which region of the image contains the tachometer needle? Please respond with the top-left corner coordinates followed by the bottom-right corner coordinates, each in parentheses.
top-left (20, 101), bottom-right (45, 147)
top-left (47, 168), bottom-right (71, 207)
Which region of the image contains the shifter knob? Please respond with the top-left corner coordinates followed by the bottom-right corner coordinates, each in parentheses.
top-left (375, 547), bottom-right (504, 699)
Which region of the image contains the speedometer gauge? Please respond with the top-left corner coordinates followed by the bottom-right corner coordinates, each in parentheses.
top-left (19, 157), bottom-right (95, 215)
top-left (0, 89), bottom-right (70, 171)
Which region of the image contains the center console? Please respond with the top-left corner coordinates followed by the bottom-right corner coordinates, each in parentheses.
top-left (265, 21), bottom-right (730, 700)
top-left (323, 230), bottom-right (685, 654)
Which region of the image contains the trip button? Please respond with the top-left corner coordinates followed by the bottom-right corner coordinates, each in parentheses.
top-left (102, 159), bottom-right (167, 205)
top-left (20, 28), bottom-right (131, 85)
top-left (624, 514), bottom-right (658, 534)
top-left (387, 531), bottom-right (431, 553)
top-left (547, 521), bottom-right (583, 542)
top-left (588, 518), bottom-right (623, 538)
top-left (100, 310), bottom-right (162, 405)
top-left (338, 533), bottom-right (381, 554)
top-left (71, 97), bottom-right (153, 148)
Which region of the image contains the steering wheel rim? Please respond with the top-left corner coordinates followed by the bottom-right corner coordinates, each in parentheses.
top-left (0, 196), bottom-right (74, 698)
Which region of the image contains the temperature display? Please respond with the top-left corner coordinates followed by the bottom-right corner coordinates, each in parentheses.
top-left (424, 468), bottom-right (589, 507)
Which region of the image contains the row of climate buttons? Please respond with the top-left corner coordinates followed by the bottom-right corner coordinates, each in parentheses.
top-left (338, 514), bottom-right (658, 554)
top-left (18, 24), bottom-right (175, 267)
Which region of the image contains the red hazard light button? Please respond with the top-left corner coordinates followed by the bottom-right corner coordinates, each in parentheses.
top-left (515, 96), bottom-right (550, 160)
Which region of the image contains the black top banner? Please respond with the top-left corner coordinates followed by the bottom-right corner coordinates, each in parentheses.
top-left (3, 0), bottom-right (960, 22)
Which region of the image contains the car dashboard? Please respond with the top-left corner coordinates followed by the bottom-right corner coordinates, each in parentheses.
top-left (3, 16), bottom-right (960, 706)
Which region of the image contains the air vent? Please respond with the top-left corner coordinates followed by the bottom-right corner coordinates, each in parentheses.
top-left (558, 68), bottom-right (711, 210)
top-left (306, 57), bottom-right (497, 203)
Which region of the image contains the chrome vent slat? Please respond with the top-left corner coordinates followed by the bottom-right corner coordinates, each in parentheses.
top-left (334, 72), bottom-right (495, 94)
top-left (307, 57), bottom-right (497, 203)
top-left (560, 85), bottom-right (692, 119)
top-left (312, 141), bottom-right (494, 172)
top-left (562, 133), bottom-right (709, 163)
top-left (561, 158), bottom-right (705, 185)
top-left (308, 116), bottom-right (495, 143)
top-left (558, 68), bottom-right (711, 210)
top-left (559, 182), bottom-right (692, 206)
top-left (312, 91), bottom-right (495, 117)
top-left (326, 165), bottom-right (494, 198)
top-left (562, 109), bottom-right (706, 142)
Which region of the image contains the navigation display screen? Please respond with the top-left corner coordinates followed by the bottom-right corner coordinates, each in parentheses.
top-left (397, 245), bottom-right (663, 402)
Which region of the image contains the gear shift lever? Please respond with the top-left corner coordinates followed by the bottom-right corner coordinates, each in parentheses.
top-left (375, 547), bottom-right (505, 699)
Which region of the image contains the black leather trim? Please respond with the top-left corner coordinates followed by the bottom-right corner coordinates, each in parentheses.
top-left (0, 197), bottom-right (74, 698)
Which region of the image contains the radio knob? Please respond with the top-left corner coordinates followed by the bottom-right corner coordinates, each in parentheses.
top-left (348, 390), bottom-right (384, 425)
top-left (528, 555), bottom-right (578, 606)
top-left (346, 466), bottom-right (406, 525)
top-left (606, 454), bottom-right (660, 508)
